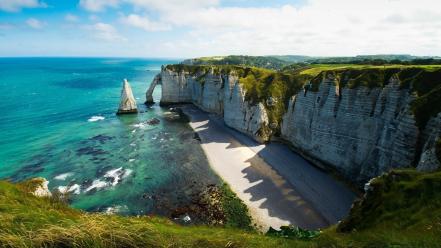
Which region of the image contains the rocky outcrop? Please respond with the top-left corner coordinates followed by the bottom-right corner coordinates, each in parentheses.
top-left (117, 79), bottom-right (138, 115)
top-left (30, 178), bottom-right (52, 197)
top-left (150, 68), bottom-right (270, 142)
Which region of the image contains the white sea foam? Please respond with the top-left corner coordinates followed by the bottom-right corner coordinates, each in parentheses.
top-left (58, 184), bottom-right (81, 195)
top-left (104, 167), bottom-right (124, 186)
top-left (104, 167), bottom-right (132, 186)
top-left (105, 205), bottom-right (129, 214)
top-left (85, 179), bottom-right (108, 192)
top-left (88, 116), bottom-right (105, 122)
top-left (123, 169), bottom-right (133, 178)
top-left (54, 172), bottom-right (74, 181)
top-left (132, 123), bottom-right (146, 129)
top-left (84, 168), bottom-right (131, 192)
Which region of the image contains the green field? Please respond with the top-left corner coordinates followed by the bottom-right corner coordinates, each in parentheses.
top-left (297, 64), bottom-right (441, 76)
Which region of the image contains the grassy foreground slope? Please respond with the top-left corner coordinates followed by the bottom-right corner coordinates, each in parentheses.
top-left (1, 169), bottom-right (441, 247)
top-left (0, 179), bottom-right (304, 248)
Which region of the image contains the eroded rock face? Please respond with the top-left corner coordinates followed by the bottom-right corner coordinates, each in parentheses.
top-left (117, 79), bottom-right (138, 115)
top-left (223, 75), bottom-right (270, 142)
top-left (160, 70), bottom-right (193, 105)
top-left (417, 113), bottom-right (441, 172)
top-left (152, 68), bottom-right (270, 142)
top-left (281, 77), bottom-right (421, 183)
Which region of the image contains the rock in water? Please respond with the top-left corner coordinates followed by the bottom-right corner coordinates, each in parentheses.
top-left (31, 178), bottom-right (52, 197)
top-left (117, 79), bottom-right (138, 115)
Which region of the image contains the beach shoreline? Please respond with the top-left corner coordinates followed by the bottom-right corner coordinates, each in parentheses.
top-left (180, 104), bottom-right (356, 231)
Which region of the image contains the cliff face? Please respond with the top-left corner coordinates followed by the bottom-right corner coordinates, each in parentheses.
top-left (281, 76), bottom-right (420, 183)
top-left (417, 113), bottom-right (441, 172)
top-left (149, 66), bottom-right (441, 185)
top-left (149, 68), bottom-right (270, 142)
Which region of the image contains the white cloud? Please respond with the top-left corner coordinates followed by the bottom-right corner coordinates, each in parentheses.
top-left (65, 14), bottom-right (79, 22)
top-left (89, 15), bottom-right (100, 21)
top-left (26, 18), bottom-right (45, 29)
top-left (9, 0), bottom-right (441, 57)
top-left (79, 0), bottom-right (119, 12)
top-left (0, 23), bottom-right (15, 30)
top-left (144, 0), bottom-right (441, 56)
top-left (0, 0), bottom-right (46, 12)
top-left (126, 0), bottom-right (219, 11)
top-left (120, 14), bottom-right (170, 31)
top-left (88, 22), bottom-right (127, 42)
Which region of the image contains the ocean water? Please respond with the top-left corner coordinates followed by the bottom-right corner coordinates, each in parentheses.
top-left (0, 58), bottom-right (220, 217)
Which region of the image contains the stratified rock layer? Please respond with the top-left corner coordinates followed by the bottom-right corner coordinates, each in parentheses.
top-left (281, 76), bottom-right (420, 183)
top-left (117, 79), bottom-right (138, 115)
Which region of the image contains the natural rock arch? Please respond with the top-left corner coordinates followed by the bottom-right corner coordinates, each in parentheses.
top-left (145, 74), bottom-right (161, 104)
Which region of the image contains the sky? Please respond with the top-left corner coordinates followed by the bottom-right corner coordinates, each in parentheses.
top-left (0, 0), bottom-right (440, 58)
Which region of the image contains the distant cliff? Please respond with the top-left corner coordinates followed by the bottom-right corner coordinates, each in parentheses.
top-left (147, 65), bottom-right (441, 185)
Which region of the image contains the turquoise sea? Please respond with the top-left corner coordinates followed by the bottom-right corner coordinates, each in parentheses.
top-left (0, 58), bottom-right (220, 218)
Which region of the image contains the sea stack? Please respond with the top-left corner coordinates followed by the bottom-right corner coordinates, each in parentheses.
top-left (117, 79), bottom-right (138, 115)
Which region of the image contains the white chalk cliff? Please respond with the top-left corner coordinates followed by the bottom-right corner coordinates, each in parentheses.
top-left (147, 67), bottom-right (441, 185)
top-left (147, 68), bottom-right (271, 142)
top-left (281, 75), bottom-right (420, 183)
top-left (117, 79), bottom-right (138, 115)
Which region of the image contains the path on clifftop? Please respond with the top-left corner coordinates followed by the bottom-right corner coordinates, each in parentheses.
top-left (181, 104), bottom-right (357, 231)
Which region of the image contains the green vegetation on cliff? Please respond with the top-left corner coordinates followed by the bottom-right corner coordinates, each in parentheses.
top-left (338, 169), bottom-right (441, 244)
top-left (181, 55), bottom-right (441, 70)
top-left (300, 66), bottom-right (441, 130)
top-left (182, 55), bottom-right (290, 70)
top-left (2, 169), bottom-right (441, 247)
top-left (237, 67), bottom-right (309, 135)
